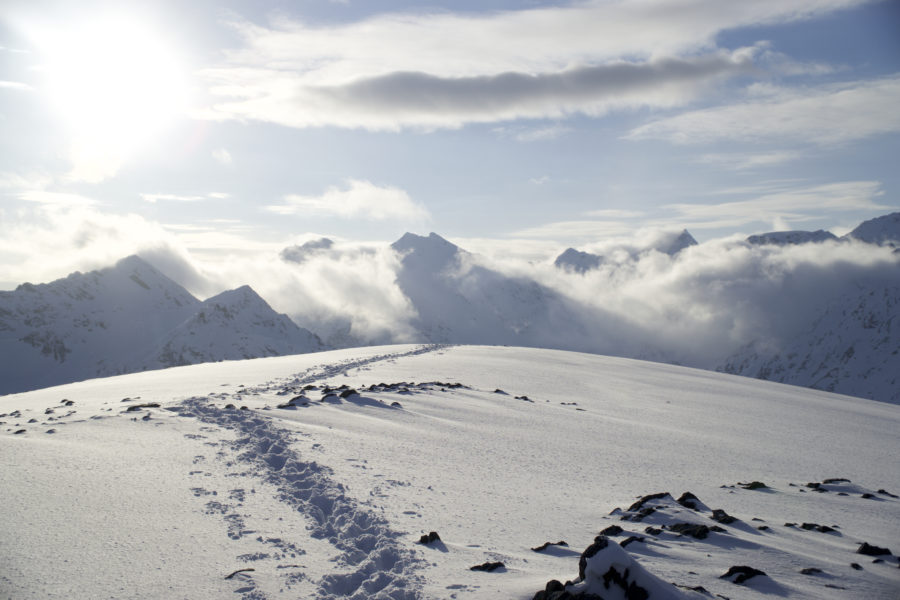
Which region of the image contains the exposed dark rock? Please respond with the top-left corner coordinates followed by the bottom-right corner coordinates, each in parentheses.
top-left (676, 492), bottom-right (702, 510)
top-left (470, 561), bottom-right (505, 572)
top-left (532, 541), bottom-right (568, 552)
top-left (240, 406), bottom-right (248, 410)
top-left (800, 523), bottom-right (836, 533)
top-left (62, 399), bottom-right (74, 406)
top-left (627, 492), bottom-right (670, 512)
top-left (757, 525), bottom-right (770, 531)
top-left (339, 388), bottom-right (358, 398)
top-left (800, 567), bottom-right (823, 575)
top-left (599, 525), bottom-right (623, 536)
top-left (857, 542), bottom-right (892, 556)
top-left (125, 402), bottom-right (160, 412)
top-left (823, 478), bottom-right (851, 484)
top-left (644, 527), bottom-right (662, 535)
top-left (669, 523), bottom-right (719, 539)
top-left (620, 536), bottom-right (645, 548)
top-left (493, 388), bottom-right (507, 394)
top-left (720, 565), bottom-right (766, 584)
top-left (579, 537), bottom-right (609, 580)
top-left (224, 567), bottom-right (255, 579)
top-left (224, 404), bottom-right (236, 410)
top-left (877, 488), bottom-right (899, 498)
top-left (741, 481), bottom-right (768, 490)
top-left (418, 531), bottom-right (441, 545)
top-left (27, 418), bottom-right (37, 423)
top-left (861, 493), bottom-right (876, 499)
top-left (390, 401), bottom-right (402, 408)
top-left (851, 563), bottom-right (863, 570)
top-left (601, 565), bottom-right (649, 600)
top-left (712, 509), bottom-right (738, 524)
top-left (45, 429), bottom-right (56, 434)
top-left (13, 429), bottom-right (26, 434)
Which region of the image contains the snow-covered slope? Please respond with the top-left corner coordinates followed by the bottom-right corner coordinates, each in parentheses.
top-left (1, 345), bottom-right (898, 599)
top-left (746, 229), bottom-right (838, 245)
top-left (0, 256), bottom-right (322, 395)
top-left (845, 211), bottom-right (900, 247)
top-left (719, 284), bottom-right (900, 403)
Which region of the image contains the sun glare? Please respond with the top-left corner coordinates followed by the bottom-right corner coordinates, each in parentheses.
top-left (34, 14), bottom-right (190, 181)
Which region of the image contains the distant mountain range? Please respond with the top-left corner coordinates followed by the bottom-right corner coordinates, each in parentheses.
top-left (0, 256), bottom-right (322, 395)
top-left (2, 212), bottom-right (898, 401)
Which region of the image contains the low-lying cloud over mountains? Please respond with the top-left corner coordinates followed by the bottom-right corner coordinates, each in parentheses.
top-left (2, 212), bottom-right (898, 401)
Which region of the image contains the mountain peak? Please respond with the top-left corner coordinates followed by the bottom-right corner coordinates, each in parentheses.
top-left (655, 229), bottom-right (698, 255)
top-left (846, 211), bottom-right (900, 247)
top-left (391, 232), bottom-right (462, 269)
top-left (554, 248), bottom-right (602, 274)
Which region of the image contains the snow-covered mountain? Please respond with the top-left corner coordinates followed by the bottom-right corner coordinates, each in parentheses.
top-left (719, 284), bottom-right (899, 403)
top-left (391, 233), bottom-right (604, 350)
top-left (2, 345), bottom-right (898, 599)
top-left (746, 229), bottom-right (838, 246)
top-left (553, 229), bottom-right (697, 273)
top-left (0, 256), bottom-right (323, 395)
top-left (845, 211), bottom-right (900, 247)
top-left (553, 247), bottom-right (603, 274)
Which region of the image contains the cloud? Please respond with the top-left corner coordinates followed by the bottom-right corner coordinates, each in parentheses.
top-left (212, 148), bottom-right (233, 165)
top-left (19, 190), bottom-right (98, 207)
top-left (512, 219), bottom-right (637, 240)
top-left (268, 180), bottom-right (430, 221)
top-left (203, 50), bottom-right (757, 130)
top-left (0, 80), bottom-right (32, 91)
top-left (626, 75), bottom-right (900, 145)
top-left (141, 192), bottom-right (227, 203)
top-left (199, 1), bottom-right (866, 130)
top-left (662, 180), bottom-right (891, 230)
top-left (695, 150), bottom-right (803, 170)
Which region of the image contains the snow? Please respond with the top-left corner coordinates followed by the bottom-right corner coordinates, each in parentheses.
top-left (2, 344), bottom-right (898, 599)
top-left (846, 211), bottom-right (900, 247)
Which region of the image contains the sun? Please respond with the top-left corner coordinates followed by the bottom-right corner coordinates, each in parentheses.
top-left (34, 13), bottom-right (190, 181)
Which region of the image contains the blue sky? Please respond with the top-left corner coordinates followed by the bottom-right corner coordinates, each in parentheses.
top-left (1, 0), bottom-right (899, 287)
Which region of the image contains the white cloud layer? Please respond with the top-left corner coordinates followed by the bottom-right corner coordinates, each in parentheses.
top-left (627, 75), bottom-right (900, 145)
top-left (268, 180), bottom-right (430, 221)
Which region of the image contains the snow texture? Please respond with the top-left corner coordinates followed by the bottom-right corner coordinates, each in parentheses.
top-left (1, 345), bottom-right (898, 599)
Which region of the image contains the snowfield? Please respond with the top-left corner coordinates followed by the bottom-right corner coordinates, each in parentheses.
top-left (2, 345), bottom-right (898, 599)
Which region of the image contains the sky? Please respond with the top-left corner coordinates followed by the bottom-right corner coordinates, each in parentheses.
top-left (1, 0), bottom-right (899, 290)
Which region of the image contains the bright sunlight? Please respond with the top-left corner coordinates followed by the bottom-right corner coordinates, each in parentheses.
top-left (35, 13), bottom-right (190, 182)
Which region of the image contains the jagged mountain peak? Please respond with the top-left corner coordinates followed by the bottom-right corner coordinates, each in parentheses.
top-left (554, 248), bottom-right (602, 274)
top-left (655, 229), bottom-right (698, 255)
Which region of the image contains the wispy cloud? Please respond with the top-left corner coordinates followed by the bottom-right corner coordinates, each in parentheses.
top-left (512, 219), bottom-right (637, 240)
top-left (0, 80), bottom-right (33, 91)
top-left (662, 180), bottom-right (891, 230)
top-left (141, 192), bottom-right (228, 203)
top-left (627, 75), bottom-right (900, 146)
top-left (267, 180), bottom-right (430, 221)
top-left (696, 150), bottom-right (803, 170)
top-left (199, 0), bottom-right (865, 130)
